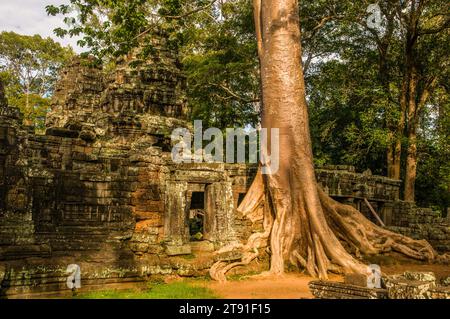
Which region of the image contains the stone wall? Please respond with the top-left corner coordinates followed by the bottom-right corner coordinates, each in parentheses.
top-left (316, 165), bottom-right (401, 202)
top-left (388, 202), bottom-right (450, 253)
top-left (316, 165), bottom-right (450, 252)
top-left (0, 52), bottom-right (258, 296)
top-left (309, 271), bottom-right (450, 299)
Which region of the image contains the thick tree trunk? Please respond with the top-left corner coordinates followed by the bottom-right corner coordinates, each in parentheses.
top-left (210, 0), bottom-right (445, 282)
top-left (255, 0), bottom-right (367, 278)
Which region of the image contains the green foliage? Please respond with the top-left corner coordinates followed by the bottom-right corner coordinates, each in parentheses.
top-left (47, 0), bottom-right (152, 60)
top-left (0, 31), bottom-right (74, 132)
top-left (183, 0), bottom-right (259, 128)
top-left (306, 0), bottom-right (449, 185)
top-left (308, 59), bottom-right (392, 174)
top-left (76, 281), bottom-right (217, 299)
top-left (415, 89), bottom-right (450, 215)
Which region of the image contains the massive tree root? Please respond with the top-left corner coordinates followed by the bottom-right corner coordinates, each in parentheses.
top-left (210, 170), bottom-right (445, 282)
top-left (318, 187), bottom-right (436, 261)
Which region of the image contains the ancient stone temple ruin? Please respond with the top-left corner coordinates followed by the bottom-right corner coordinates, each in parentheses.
top-left (0, 38), bottom-right (449, 297)
top-left (0, 41), bottom-right (259, 297)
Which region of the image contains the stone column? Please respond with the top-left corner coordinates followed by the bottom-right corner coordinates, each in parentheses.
top-left (163, 181), bottom-right (191, 255)
top-left (204, 181), bottom-right (236, 245)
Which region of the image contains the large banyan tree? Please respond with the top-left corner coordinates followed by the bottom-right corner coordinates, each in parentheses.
top-left (210, 0), bottom-right (446, 281)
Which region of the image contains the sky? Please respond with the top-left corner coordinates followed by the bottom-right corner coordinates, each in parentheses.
top-left (0, 0), bottom-right (83, 52)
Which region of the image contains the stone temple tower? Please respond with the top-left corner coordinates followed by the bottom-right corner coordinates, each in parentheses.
top-left (45, 36), bottom-right (190, 139)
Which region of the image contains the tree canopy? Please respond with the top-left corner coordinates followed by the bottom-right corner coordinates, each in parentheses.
top-left (0, 31), bottom-right (74, 132)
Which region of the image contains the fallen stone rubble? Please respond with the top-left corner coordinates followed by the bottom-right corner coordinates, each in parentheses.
top-left (308, 280), bottom-right (388, 299)
top-left (309, 271), bottom-right (450, 299)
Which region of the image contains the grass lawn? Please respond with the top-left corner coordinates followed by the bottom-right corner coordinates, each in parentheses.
top-left (75, 281), bottom-right (218, 299)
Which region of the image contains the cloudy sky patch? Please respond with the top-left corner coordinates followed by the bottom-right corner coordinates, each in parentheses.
top-left (0, 0), bottom-right (83, 52)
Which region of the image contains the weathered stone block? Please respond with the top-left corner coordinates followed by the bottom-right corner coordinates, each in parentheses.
top-left (442, 276), bottom-right (450, 286)
top-left (79, 129), bottom-right (96, 142)
top-left (46, 127), bottom-right (79, 138)
top-left (384, 276), bottom-right (435, 299)
top-left (165, 244), bottom-right (191, 256)
top-left (129, 243), bottom-right (149, 253)
top-left (344, 273), bottom-right (368, 287)
top-left (134, 211), bottom-right (162, 223)
top-left (215, 250), bottom-right (242, 262)
top-left (403, 271), bottom-right (436, 282)
top-left (309, 280), bottom-right (388, 299)
top-left (190, 241), bottom-right (215, 252)
top-left (427, 287), bottom-right (450, 299)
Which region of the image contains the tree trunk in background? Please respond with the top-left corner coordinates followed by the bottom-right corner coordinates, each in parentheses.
top-left (404, 69), bottom-right (437, 202)
top-left (209, 0), bottom-right (442, 282)
top-left (387, 144), bottom-right (394, 178)
top-left (387, 135), bottom-right (402, 180)
top-left (404, 125), bottom-right (417, 202)
top-left (404, 66), bottom-right (418, 202)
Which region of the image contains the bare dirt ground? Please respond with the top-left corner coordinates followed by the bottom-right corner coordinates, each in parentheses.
top-left (206, 273), bottom-right (341, 299)
top-left (204, 263), bottom-right (450, 299)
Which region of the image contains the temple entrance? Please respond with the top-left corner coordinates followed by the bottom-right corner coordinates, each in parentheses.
top-left (188, 191), bottom-right (205, 241)
top-left (164, 176), bottom-right (237, 250)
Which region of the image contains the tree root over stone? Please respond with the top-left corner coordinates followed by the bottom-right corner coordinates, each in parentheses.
top-left (210, 170), bottom-right (449, 282)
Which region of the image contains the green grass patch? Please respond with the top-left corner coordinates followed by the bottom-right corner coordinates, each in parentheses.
top-left (75, 281), bottom-right (218, 299)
